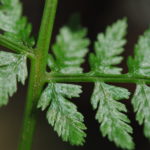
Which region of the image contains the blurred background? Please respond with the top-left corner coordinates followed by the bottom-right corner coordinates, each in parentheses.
top-left (1, 0), bottom-right (150, 150)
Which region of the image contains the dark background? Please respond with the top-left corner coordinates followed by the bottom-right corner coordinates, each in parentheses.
top-left (0, 0), bottom-right (150, 150)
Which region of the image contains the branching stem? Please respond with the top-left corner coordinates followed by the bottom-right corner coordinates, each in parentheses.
top-left (46, 73), bottom-right (150, 84)
top-left (0, 34), bottom-right (34, 59)
top-left (18, 0), bottom-right (58, 150)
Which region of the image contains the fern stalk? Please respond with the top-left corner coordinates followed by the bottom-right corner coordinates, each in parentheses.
top-left (18, 0), bottom-right (58, 150)
top-left (46, 73), bottom-right (150, 84)
top-left (0, 34), bottom-right (34, 58)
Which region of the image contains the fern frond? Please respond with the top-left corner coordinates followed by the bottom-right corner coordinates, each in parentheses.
top-left (91, 82), bottom-right (134, 149)
top-left (90, 19), bottom-right (134, 149)
top-left (132, 83), bottom-right (150, 138)
top-left (128, 29), bottom-right (150, 76)
top-left (0, 0), bottom-right (34, 47)
top-left (0, 51), bottom-right (27, 106)
top-left (129, 29), bottom-right (150, 139)
top-left (39, 22), bottom-right (88, 145)
top-left (37, 83), bottom-right (86, 145)
top-left (0, 0), bottom-right (22, 33)
top-left (49, 26), bottom-right (89, 73)
top-left (89, 18), bottom-right (127, 74)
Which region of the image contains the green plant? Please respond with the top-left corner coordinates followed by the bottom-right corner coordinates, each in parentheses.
top-left (1, 0), bottom-right (150, 150)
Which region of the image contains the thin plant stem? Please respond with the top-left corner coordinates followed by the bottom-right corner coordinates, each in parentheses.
top-left (0, 34), bottom-right (34, 59)
top-left (17, 0), bottom-right (58, 150)
top-left (46, 73), bottom-right (150, 84)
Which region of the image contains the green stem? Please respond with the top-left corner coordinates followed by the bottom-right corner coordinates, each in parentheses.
top-left (37, 0), bottom-right (58, 54)
top-left (0, 34), bottom-right (34, 59)
top-left (18, 0), bottom-right (58, 150)
top-left (46, 73), bottom-right (150, 84)
top-left (18, 59), bottom-right (42, 150)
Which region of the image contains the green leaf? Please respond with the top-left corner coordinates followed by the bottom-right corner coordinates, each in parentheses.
top-left (0, 51), bottom-right (27, 106)
top-left (47, 54), bottom-right (57, 72)
top-left (0, 0), bottom-right (22, 33)
top-left (49, 26), bottom-right (90, 73)
top-left (132, 83), bottom-right (150, 138)
top-left (128, 29), bottom-right (150, 139)
top-left (89, 19), bottom-right (133, 149)
top-left (128, 29), bottom-right (150, 76)
top-left (37, 83), bottom-right (86, 145)
top-left (45, 19), bottom-right (88, 145)
top-left (0, 0), bottom-right (35, 47)
top-left (89, 18), bottom-right (127, 74)
top-left (91, 82), bottom-right (134, 150)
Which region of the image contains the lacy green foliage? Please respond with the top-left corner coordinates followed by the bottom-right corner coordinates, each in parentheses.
top-left (129, 29), bottom-right (150, 139)
top-left (39, 24), bottom-right (89, 145)
top-left (90, 19), bottom-right (134, 150)
top-left (0, 0), bottom-right (34, 47)
top-left (132, 83), bottom-right (150, 138)
top-left (128, 29), bottom-right (150, 76)
top-left (1, 0), bottom-right (150, 148)
top-left (89, 18), bottom-right (127, 74)
top-left (0, 0), bottom-right (22, 32)
top-left (38, 83), bottom-right (86, 145)
top-left (0, 0), bottom-right (33, 107)
top-left (0, 51), bottom-right (27, 106)
top-left (49, 26), bottom-right (89, 73)
top-left (91, 82), bottom-right (134, 149)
